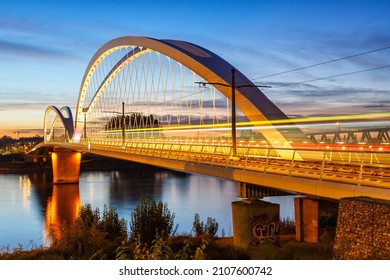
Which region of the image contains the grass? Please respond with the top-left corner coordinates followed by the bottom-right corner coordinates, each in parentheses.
top-left (0, 236), bottom-right (333, 260)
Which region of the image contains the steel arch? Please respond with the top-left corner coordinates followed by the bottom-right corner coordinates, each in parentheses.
top-left (44, 105), bottom-right (74, 142)
top-left (76, 36), bottom-right (307, 150)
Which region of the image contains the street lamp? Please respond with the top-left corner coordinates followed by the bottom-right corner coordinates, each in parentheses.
top-left (83, 113), bottom-right (87, 139)
top-left (196, 68), bottom-right (270, 157)
top-left (121, 102), bottom-right (125, 144)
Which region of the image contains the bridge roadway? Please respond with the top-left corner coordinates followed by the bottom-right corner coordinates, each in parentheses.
top-left (38, 140), bottom-right (390, 201)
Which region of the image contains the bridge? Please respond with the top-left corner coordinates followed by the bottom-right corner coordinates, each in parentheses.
top-left (33, 36), bottom-right (390, 251)
top-left (36, 36), bottom-right (390, 200)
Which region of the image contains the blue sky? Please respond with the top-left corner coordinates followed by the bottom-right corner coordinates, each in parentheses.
top-left (0, 0), bottom-right (389, 136)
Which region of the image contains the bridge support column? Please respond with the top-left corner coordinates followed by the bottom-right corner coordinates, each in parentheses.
top-left (294, 197), bottom-right (318, 243)
top-left (231, 199), bottom-right (280, 250)
top-left (294, 197), bottom-right (338, 243)
top-left (51, 150), bottom-right (81, 184)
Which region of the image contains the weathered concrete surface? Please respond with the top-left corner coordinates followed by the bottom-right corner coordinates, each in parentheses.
top-left (295, 197), bottom-right (319, 243)
top-left (232, 199), bottom-right (279, 250)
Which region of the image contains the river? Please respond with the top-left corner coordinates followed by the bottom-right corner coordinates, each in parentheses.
top-left (0, 165), bottom-right (295, 249)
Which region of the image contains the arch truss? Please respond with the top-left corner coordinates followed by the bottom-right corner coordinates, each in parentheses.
top-left (73, 36), bottom-right (307, 156)
top-left (44, 106), bottom-right (74, 143)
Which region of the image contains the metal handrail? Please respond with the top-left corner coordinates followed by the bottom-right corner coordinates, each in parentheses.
top-left (46, 138), bottom-right (390, 188)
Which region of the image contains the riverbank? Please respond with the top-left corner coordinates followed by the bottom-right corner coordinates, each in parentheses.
top-left (0, 161), bottom-right (50, 173)
top-left (0, 234), bottom-right (333, 260)
top-left (0, 153), bottom-right (177, 173)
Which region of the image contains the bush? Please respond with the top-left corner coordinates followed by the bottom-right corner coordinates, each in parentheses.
top-left (192, 213), bottom-right (219, 237)
top-left (51, 203), bottom-right (127, 259)
top-left (280, 216), bottom-right (296, 235)
top-left (129, 197), bottom-right (177, 246)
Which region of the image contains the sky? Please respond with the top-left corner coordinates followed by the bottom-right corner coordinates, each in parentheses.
top-left (0, 0), bottom-right (389, 137)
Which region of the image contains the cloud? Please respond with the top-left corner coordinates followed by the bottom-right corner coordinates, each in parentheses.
top-left (0, 128), bottom-right (43, 137)
top-left (262, 81), bottom-right (390, 117)
top-left (0, 102), bottom-right (50, 111)
top-left (0, 39), bottom-right (74, 60)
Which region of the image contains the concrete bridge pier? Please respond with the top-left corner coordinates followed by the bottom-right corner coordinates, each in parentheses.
top-left (232, 199), bottom-right (280, 249)
top-left (294, 197), bottom-right (319, 243)
top-left (232, 183), bottom-right (281, 250)
top-left (51, 150), bottom-right (82, 184)
top-left (294, 197), bottom-right (338, 243)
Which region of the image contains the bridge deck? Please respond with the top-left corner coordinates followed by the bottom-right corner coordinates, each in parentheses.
top-left (36, 141), bottom-right (390, 201)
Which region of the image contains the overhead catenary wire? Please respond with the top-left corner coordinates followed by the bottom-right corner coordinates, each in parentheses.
top-left (271, 64), bottom-right (390, 88)
top-left (251, 45), bottom-right (390, 81)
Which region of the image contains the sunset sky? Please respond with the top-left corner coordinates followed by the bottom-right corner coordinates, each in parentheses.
top-left (1, 0), bottom-right (389, 137)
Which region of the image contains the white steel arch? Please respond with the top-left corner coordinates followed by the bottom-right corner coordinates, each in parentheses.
top-left (44, 106), bottom-right (74, 143)
top-left (75, 36), bottom-right (308, 155)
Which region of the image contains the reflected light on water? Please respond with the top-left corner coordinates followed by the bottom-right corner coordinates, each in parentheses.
top-left (45, 184), bottom-right (80, 245)
top-left (0, 170), bottom-right (296, 248)
top-left (20, 175), bottom-right (32, 210)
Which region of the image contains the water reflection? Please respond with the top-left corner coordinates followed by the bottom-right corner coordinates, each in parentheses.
top-left (78, 170), bottom-right (239, 235)
top-left (25, 173), bottom-right (84, 246)
top-left (45, 184), bottom-right (80, 242)
top-left (1, 168), bottom-right (295, 248)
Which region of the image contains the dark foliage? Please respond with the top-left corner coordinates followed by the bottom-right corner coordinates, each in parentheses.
top-left (129, 197), bottom-right (177, 246)
top-left (192, 213), bottom-right (219, 237)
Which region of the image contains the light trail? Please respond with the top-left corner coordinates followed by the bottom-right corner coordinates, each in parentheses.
top-left (100, 112), bottom-right (390, 134)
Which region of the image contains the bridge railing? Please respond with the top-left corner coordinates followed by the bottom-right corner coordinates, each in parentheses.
top-left (68, 139), bottom-right (390, 189)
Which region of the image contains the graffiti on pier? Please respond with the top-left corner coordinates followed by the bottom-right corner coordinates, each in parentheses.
top-left (250, 213), bottom-right (280, 246)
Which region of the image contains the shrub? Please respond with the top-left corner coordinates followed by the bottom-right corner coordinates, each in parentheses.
top-left (205, 217), bottom-right (219, 237)
top-left (51, 203), bottom-right (127, 259)
top-left (129, 197), bottom-right (177, 246)
top-left (192, 213), bottom-right (204, 236)
top-left (192, 213), bottom-right (219, 238)
top-left (280, 216), bottom-right (296, 235)
top-left (100, 205), bottom-right (128, 241)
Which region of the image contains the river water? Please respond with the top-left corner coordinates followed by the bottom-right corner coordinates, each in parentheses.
top-left (0, 167), bottom-right (295, 249)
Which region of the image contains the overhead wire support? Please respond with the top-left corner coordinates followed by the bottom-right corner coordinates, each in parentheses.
top-left (196, 69), bottom-right (271, 157)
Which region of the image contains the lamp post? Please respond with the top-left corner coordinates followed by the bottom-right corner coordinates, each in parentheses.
top-left (83, 113), bottom-right (87, 140)
top-left (231, 68), bottom-right (237, 156)
top-left (196, 68), bottom-right (270, 157)
top-left (103, 102), bottom-right (127, 144)
top-left (122, 102), bottom-right (125, 144)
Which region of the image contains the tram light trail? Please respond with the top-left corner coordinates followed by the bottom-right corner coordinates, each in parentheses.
top-left (100, 112), bottom-right (390, 134)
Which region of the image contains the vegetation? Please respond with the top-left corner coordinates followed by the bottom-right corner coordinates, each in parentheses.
top-left (279, 216), bottom-right (296, 235)
top-left (192, 213), bottom-right (219, 237)
top-left (51, 204), bottom-right (128, 259)
top-left (105, 113), bottom-right (159, 130)
top-left (129, 197), bottom-right (177, 246)
top-left (0, 135), bottom-right (43, 155)
top-left (0, 199), bottom-right (333, 260)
